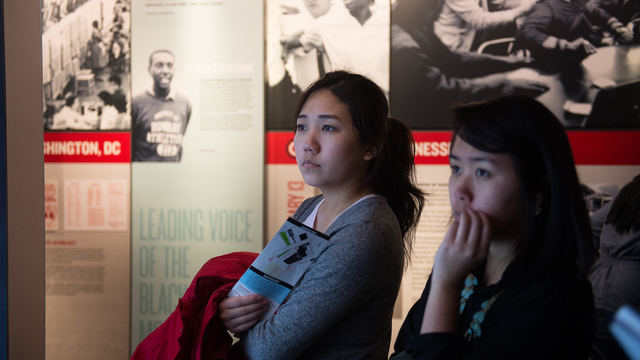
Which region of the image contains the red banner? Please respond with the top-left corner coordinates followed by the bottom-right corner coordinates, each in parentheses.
top-left (266, 132), bottom-right (296, 165)
top-left (567, 131), bottom-right (640, 165)
top-left (44, 132), bottom-right (131, 163)
top-left (266, 131), bottom-right (640, 166)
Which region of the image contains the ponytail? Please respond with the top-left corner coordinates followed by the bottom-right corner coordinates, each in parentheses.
top-left (296, 71), bottom-right (426, 264)
top-left (369, 117), bottom-right (426, 262)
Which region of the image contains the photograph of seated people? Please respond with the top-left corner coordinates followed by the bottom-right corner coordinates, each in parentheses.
top-left (42, 0), bottom-right (131, 131)
top-left (589, 174), bottom-right (640, 360)
top-left (265, 0), bottom-right (332, 130)
top-left (391, 0), bottom-right (549, 129)
top-left (391, 0), bottom-right (640, 129)
top-left (391, 95), bottom-right (596, 359)
top-left (586, 0), bottom-right (640, 34)
top-left (515, 0), bottom-right (634, 64)
top-left (434, 0), bottom-right (536, 52)
top-left (219, 71), bottom-right (426, 359)
top-left (266, 0), bottom-right (389, 129)
top-left (50, 95), bottom-right (93, 130)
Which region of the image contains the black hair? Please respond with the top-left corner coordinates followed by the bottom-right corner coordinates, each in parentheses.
top-left (98, 91), bottom-right (112, 106)
top-left (148, 49), bottom-right (175, 67)
top-left (294, 70), bottom-right (426, 262)
top-left (93, 21), bottom-right (99, 28)
top-left (606, 174), bottom-right (640, 234)
top-left (65, 96), bottom-right (77, 107)
top-left (108, 75), bottom-right (122, 86)
top-left (450, 95), bottom-right (594, 279)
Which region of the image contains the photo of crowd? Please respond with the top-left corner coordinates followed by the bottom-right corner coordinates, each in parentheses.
top-left (42, 0), bottom-right (131, 131)
top-left (390, 0), bottom-right (640, 129)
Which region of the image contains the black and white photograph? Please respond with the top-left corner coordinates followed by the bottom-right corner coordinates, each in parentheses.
top-left (130, 49), bottom-right (192, 162)
top-left (390, 0), bottom-right (640, 129)
top-left (266, 0), bottom-right (390, 129)
top-left (42, 0), bottom-right (131, 131)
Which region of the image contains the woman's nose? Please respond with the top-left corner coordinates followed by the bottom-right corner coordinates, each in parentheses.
top-left (303, 129), bottom-right (319, 152)
top-left (452, 176), bottom-right (472, 203)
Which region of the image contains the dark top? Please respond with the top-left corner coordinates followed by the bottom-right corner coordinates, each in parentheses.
top-left (586, 0), bottom-right (640, 25)
top-left (516, 0), bottom-right (611, 61)
top-left (131, 91), bottom-right (191, 162)
top-left (393, 261), bottom-right (596, 359)
top-left (589, 201), bottom-right (640, 312)
top-left (112, 89), bottom-right (127, 114)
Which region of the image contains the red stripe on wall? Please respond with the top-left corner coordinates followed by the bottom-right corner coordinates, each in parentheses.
top-left (266, 131), bottom-right (640, 166)
top-left (567, 131), bottom-right (640, 165)
top-left (44, 132), bottom-right (131, 163)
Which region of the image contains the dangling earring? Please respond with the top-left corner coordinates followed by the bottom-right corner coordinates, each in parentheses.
top-left (535, 207), bottom-right (541, 216)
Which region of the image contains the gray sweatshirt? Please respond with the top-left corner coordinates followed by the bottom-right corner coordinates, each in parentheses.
top-left (241, 195), bottom-right (404, 360)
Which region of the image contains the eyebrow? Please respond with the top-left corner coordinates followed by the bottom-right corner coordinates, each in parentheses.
top-left (449, 153), bottom-right (496, 164)
top-left (297, 114), bottom-right (341, 120)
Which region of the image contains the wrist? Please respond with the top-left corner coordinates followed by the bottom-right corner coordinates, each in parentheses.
top-left (556, 38), bottom-right (567, 51)
top-left (608, 17), bottom-right (624, 30)
top-left (431, 272), bottom-right (466, 293)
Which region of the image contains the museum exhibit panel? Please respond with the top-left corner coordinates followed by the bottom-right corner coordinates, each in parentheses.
top-left (1, 0), bottom-right (639, 358)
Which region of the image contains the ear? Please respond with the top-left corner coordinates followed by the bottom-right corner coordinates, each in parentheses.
top-left (363, 145), bottom-right (378, 161)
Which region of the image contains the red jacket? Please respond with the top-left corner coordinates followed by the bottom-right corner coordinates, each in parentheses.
top-left (131, 252), bottom-right (258, 360)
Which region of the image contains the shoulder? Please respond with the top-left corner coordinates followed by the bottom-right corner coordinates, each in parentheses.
top-left (291, 195), bottom-right (324, 222)
top-left (174, 91), bottom-right (192, 106)
top-left (330, 196), bottom-right (399, 235)
top-left (131, 92), bottom-right (152, 106)
top-left (326, 197), bottom-right (403, 258)
top-left (513, 263), bottom-right (592, 305)
top-left (504, 264), bottom-right (594, 332)
top-left (309, 197), bottom-right (403, 281)
top-left (314, 6), bottom-right (350, 25)
top-left (528, 1), bottom-right (554, 15)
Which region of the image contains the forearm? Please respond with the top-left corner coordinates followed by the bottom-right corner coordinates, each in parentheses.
top-left (420, 281), bottom-right (461, 334)
top-left (436, 73), bottom-right (512, 100)
top-left (447, 0), bottom-right (516, 29)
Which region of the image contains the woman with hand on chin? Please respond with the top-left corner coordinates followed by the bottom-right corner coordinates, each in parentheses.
top-left (392, 95), bottom-right (595, 360)
top-left (219, 70), bottom-right (425, 360)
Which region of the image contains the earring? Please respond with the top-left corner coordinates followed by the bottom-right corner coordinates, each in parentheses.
top-left (535, 207), bottom-right (541, 216)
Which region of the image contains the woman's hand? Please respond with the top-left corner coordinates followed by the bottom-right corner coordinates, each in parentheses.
top-left (219, 294), bottom-right (270, 333)
top-left (432, 209), bottom-right (491, 288)
top-left (420, 210), bottom-right (491, 334)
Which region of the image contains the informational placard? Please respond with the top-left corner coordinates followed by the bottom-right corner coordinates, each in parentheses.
top-left (130, 0), bottom-right (265, 350)
top-left (64, 179), bottom-right (127, 231)
top-left (45, 180), bottom-right (60, 231)
top-left (44, 151), bottom-right (131, 360)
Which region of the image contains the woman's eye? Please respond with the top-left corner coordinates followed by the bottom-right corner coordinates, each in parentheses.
top-left (450, 165), bottom-right (461, 174)
top-left (322, 125), bottom-right (335, 131)
top-left (297, 124), bottom-right (306, 131)
top-left (476, 169), bottom-right (489, 177)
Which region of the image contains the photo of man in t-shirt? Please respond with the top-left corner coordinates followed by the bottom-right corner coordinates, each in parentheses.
top-left (131, 49), bottom-right (191, 162)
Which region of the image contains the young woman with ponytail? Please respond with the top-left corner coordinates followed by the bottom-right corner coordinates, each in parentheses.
top-left (218, 70), bottom-right (426, 360)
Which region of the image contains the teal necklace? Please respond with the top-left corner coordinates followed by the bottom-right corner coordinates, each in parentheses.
top-left (459, 273), bottom-right (503, 340)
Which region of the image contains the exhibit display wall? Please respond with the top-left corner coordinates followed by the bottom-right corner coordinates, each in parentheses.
top-left (38, 0), bottom-right (640, 358)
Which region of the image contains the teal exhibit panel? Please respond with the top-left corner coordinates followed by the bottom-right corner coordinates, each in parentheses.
top-left (129, 0), bottom-right (264, 350)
